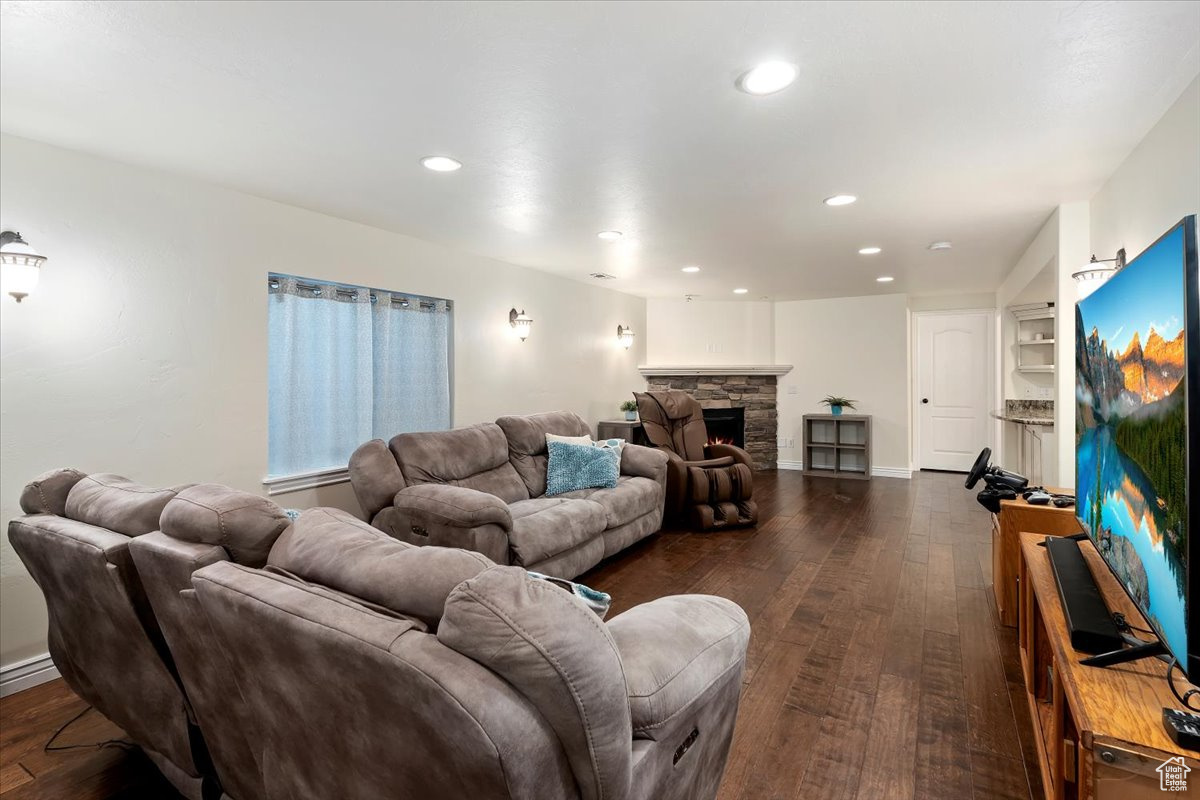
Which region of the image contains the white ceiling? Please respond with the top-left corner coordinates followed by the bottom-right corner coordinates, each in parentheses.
top-left (2, 1), bottom-right (1198, 301)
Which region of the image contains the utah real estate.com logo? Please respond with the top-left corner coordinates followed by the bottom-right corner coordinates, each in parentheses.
top-left (1158, 756), bottom-right (1191, 792)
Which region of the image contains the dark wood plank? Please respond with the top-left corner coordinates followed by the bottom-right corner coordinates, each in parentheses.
top-left (853, 673), bottom-right (921, 800)
top-left (914, 631), bottom-right (973, 799)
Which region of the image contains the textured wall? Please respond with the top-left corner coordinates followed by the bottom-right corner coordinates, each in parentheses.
top-left (0, 134), bottom-right (647, 669)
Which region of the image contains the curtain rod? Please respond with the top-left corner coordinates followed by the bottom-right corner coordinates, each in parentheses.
top-left (267, 274), bottom-right (451, 311)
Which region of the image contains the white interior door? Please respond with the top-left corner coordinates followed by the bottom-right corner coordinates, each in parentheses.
top-left (915, 312), bottom-right (992, 471)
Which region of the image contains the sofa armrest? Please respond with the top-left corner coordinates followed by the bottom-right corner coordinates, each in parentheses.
top-left (607, 594), bottom-right (749, 741)
top-left (393, 484), bottom-right (513, 531)
top-left (620, 444), bottom-right (669, 485)
top-left (704, 443), bottom-right (753, 467)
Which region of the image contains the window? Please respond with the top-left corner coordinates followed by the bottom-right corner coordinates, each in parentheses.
top-left (265, 273), bottom-right (452, 490)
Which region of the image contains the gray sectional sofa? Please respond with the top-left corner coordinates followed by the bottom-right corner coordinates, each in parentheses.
top-left (349, 410), bottom-right (670, 577)
top-left (8, 470), bottom-right (750, 800)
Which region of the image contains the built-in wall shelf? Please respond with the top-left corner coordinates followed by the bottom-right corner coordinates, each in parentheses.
top-left (802, 414), bottom-right (871, 480)
top-left (1009, 302), bottom-right (1055, 374)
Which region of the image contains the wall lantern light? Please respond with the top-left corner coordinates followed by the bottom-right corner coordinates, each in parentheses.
top-left (509, 308), bottom-right (533, 341)
top-left (1072, 249), bottom-right (1125, 300)
top-left (0, 231), bottom-right (46, 302)
top-left (617, 324), bottom-right (635, 349)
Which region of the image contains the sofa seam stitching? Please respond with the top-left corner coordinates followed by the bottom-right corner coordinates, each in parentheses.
top-left (623, 619), bottom-right (745, 698)
top-left (630, 656), bottom-right (744, 733)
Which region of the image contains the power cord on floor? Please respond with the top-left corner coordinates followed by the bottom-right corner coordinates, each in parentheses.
top-left (44, 705), bottom-right (137, 754)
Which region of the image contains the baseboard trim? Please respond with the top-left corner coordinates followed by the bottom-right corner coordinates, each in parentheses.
top-left (775, 460), bottom-right (912, 480)
top-left (871, 466), bottom-right (913, 479)
top-left (0, 653), bottom-right (59, 697)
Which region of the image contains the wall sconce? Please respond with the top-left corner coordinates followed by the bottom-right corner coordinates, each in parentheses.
top-left (509, 308), bottom-right (533, 341)
top-left (0, 231), bottom-right (47, 303)
top-left (1071, 249), bottom-right (1126, 300)
top-left (617, 324), bottom-right (635, 349)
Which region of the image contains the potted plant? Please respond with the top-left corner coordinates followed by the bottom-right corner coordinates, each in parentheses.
top-left (620, 400), bottom-right (638, 421)
top-left (820, 395), bottom-right (856, 416)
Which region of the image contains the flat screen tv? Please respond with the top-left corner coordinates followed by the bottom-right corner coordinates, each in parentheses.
top-left (1075, 215), bottom-right (1198, 678)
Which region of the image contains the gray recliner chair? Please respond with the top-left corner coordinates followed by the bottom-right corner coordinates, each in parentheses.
top-left (185, 503), bottom-right (751, 800)
top-left (7, 469), bottom-right (210, 800)
top-left (128, 483), bottom-right (293, 800)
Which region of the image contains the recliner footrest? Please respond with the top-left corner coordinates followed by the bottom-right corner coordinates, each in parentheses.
top-left (686, 463), bottom-right (753, 505)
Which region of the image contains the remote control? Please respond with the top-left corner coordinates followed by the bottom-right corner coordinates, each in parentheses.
top-left (1163, 707), bottom-right (1200, 751)
top-left (1026, 491), bottom-right (1051, 505)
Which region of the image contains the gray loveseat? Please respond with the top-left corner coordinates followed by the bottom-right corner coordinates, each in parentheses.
top-left (349, 411), bottom-right (669, 577)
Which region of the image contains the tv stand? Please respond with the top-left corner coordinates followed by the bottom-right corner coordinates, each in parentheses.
top-left (1017, 532), bottom-right (1198, 798)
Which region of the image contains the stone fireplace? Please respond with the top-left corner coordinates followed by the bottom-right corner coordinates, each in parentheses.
top-left (639, 365), bottom-right (790, 470)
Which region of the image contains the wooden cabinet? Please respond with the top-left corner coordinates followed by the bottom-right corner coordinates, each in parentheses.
top-left (1018, 532), bottom-right (1200, 799)
top-left (992, 490), bottom-right (1082, 626)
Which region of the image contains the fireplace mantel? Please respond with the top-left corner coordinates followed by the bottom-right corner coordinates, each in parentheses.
top-left (638, 364), bottom-right (793, 377)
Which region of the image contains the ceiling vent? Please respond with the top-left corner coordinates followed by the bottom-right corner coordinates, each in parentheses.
top-left (589, 272), bottom-right (616, 280)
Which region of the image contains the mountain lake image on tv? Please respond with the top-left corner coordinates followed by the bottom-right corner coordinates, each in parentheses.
top-left (1075, 219), bottom-right (1194, 669)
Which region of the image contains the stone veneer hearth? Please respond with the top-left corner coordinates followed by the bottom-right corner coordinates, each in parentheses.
top-left (643, 374), bottom-right (778, 469)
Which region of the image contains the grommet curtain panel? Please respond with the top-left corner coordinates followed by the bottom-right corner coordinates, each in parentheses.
top-left (267, 275), bottom-right (452, 478)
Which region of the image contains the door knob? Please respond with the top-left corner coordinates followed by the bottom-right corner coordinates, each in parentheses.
top-left (921, 398), bottom-right (929, 404)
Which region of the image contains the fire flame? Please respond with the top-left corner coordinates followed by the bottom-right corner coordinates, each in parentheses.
top-left (708, 436), bottom-right (735, 446)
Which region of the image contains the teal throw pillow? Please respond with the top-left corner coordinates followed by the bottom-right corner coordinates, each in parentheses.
top-left (546, 440), bottom-right (620, 495)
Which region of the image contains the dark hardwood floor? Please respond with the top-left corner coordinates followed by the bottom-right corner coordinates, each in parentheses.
top-left (0, 469), bottom-right (1038, 799)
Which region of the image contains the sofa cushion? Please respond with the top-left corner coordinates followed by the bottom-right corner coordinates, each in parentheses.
top-left (159, 484), bottom-right (291, 567)
top-left (507, 498), bottom-right (606, 566)
top-left (496, 411), bottom-right (591, 497)
top-left (391, 423), bottom-right (529, 504)
top-left (559, 476), bottom-right (662, 529)
top-left (267, 507), bottom-right (492, 627)
top-left (19, 468), bottom-right (87, 515)
top-left (65, 474), bottom-right (186, 537)
top-left (546, 441), bottom-right (620, 496)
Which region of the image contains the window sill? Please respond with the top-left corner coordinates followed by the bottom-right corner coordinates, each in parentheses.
top-left (262, 466), bottom-right (350, 496)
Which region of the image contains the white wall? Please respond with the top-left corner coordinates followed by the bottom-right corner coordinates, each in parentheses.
top-left (0, 134), bottom-right (647, 669)
top-left (1091, 75), bottom-right (1200, 265)
top-left (774, 294), bottom-right (910, 475)
top-left (907, 292), bottom-right (996, 313)
top-left (1053, 202), bottom-right (1090, 488)
top-left (645, 298), bottom-right (774, 365)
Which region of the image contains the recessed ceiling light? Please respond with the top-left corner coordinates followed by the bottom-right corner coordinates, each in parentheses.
top-left (823, 194), bottom-right (857, 207)
top-left (597, 230), bottom-right (623, 241)
top-left (858, 247), bottom-right (882, 255)
top-left (733, 288), bottom-right (749, 294)
top-left (928, 241), bottom-right (952, 250)
top-left (421, 156), bottom-right (462, 172)
top-left (736, 61), bottom-right (798, 95)
top-left (681, 265), bottom-right (701, 273)
top-left (876, 276), bottom-right (894, 283)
